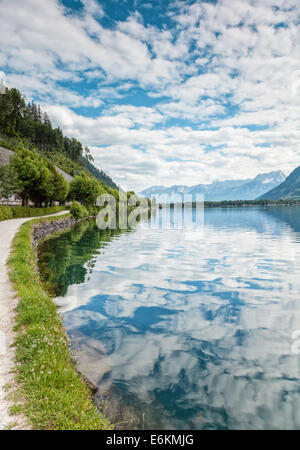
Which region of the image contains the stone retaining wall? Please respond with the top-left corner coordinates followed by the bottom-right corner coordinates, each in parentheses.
top-left (32, 217), bottom-right (82, 247)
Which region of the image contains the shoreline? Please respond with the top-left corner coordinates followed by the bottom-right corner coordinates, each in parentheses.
top-left (3, 213), bottom-right (112, 430)
top-left (33, 217), bottom-right (100, 397)
top-left (157, 201), bottom-right (300, 209)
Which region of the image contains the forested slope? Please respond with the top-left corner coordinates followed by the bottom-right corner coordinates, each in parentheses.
top-left (0, 87), bottom-right (118, 189)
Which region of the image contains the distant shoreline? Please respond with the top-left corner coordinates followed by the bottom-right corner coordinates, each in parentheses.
top-left (156, 200), bottom-right (300, 209)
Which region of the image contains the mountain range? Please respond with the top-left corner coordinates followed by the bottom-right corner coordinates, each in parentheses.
top-left (139, 171), bottom-right (286, 202)
top-left (258, 165), bottom-right (300, 200)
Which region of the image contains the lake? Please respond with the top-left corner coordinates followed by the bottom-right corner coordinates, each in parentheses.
top-left (38, 205), bottom-right (300, 430)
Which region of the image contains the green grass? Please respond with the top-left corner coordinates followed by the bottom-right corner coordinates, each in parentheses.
top-left (7, 215), bottom-right (113, 430)
top-left (0, 205), bottom-right (67, 222)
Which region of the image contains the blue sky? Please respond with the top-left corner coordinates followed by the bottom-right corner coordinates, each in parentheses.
top-left (0, 0), bottom-right (299, 191)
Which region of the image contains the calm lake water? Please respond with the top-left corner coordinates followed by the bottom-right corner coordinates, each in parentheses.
top-left (38, 206), bottom-right (300, 430)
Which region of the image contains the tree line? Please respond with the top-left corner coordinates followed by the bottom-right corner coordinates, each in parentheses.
top-left (0, 142), bottom-right (119, 209)
top-left (202, 199), bottom-right (300, 207)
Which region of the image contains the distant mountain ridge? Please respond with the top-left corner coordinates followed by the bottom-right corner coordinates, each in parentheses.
top-left (258, 165), bottom-right (300, 200)
top-left (140, 171), bottom-right (286, 202)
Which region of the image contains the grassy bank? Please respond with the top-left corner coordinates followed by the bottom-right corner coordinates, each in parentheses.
top-left (7, 215), bottom-right (113, 430)
top-left (0, 205), bottom-right (66, 222)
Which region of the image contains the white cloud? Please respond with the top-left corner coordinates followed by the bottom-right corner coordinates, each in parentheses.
top-left (0, 0), bottom-right (299, 190)
top-left (45, 102), bottom-right (299, 191)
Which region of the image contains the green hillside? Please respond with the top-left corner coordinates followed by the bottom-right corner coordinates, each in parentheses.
top-left (0, 87), bottom-right (118, 189)
top-left (258, 165), bottom-right (300, 200)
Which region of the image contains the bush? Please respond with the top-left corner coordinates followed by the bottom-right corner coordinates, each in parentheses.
top-left (69, 201), bottom-right (88, 219)
top-left (0, 205), bottom-right (66, 222)
top-left (0, 205), bottom-right (13, 221)
top-left (68, 173), bottom-right (101, 207)
top-left (87, 205), bottom-right (99, 216)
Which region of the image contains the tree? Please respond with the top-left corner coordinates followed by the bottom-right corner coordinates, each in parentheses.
top-left (0, 87), bottom-right (26, 136)
top-left (84, 146), bottom-right (94, 162)
top-left (0, 164), bottom-right (22, 200)
top-left (11, 143), bottom-right (52, 206)
top-left (52, 169), bottom-right (69, 205)
top-left (69, 173), bottom-right (101, 206)
top-left (36, 162), bottom-right (69, 206)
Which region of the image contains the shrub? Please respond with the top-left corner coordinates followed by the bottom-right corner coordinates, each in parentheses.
top-left (68, 173), bottom-right (101, 207)
top-left (87, 205), bottom-right (98, 216)
top-left (0, 205), bottom-right (13, 221)
top-left (0, 205), bottom-right (65, 222)
top-left (69, 201), bottom-right (88, 219)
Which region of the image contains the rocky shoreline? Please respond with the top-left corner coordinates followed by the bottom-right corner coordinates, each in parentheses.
top-left (32, 216), bottom-right (80, 247)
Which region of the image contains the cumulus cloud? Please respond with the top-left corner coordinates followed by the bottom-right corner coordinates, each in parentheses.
top-left (46, 103), bottom-right (300, 190)
top-left (0, 0), bottom-right (299, 190)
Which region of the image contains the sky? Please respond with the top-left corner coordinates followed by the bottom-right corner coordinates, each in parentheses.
top-left (0, 0), bottom-right (299, 192)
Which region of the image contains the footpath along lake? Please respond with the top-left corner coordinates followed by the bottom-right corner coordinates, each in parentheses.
top-left (38, 206), bottom-right (300, 429)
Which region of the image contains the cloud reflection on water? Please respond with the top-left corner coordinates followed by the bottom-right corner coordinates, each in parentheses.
top-left (52, 206), bottom-right (300, 429)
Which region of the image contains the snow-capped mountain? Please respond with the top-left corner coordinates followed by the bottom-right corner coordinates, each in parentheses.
top-left (258, 166), bottom-right (300, 200)
top-left (139, 171), bottom-right (286, 202)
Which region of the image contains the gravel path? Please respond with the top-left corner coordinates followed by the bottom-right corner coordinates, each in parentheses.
top-left (0, 211), bottom-right (68, 430)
